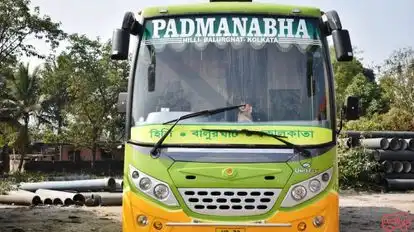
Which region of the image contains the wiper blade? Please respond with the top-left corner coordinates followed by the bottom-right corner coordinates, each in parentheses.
top-left (149, 104), bottom-right (246, 158)
top-left (201, 128), bottom-right (311, 157)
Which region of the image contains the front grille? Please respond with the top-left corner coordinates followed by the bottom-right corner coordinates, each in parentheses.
top-left (178, 188), bottom-right (282, 216)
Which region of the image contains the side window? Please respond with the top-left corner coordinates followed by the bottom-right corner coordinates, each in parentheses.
top-left (132, 43), bottom-right (151, 124)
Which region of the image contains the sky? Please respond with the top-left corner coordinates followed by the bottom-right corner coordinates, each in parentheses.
top-left (25, 0), bottom-right (414, 70)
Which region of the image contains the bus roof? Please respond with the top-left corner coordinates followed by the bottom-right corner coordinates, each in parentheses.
top-left (140, 2), bottom-right (322, 18)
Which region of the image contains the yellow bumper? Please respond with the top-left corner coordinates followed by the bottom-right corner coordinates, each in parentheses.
top-left (122, 190), bottom-right (339, 232)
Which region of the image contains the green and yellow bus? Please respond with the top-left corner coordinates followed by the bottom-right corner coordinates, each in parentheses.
top-left (111, 0), bottom-right (360, 231)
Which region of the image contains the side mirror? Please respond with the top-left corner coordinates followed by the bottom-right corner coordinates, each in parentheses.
top-left (148, 64), bottom-right (155, 92)
top-left (344, 96), bottom-right (359, 120)
top-left (111, 12), bottom-right (143, 60)
top-left (332, 29), bottom-right (353, 62)
top-left (117, 92), bottom-right (127, 113)
top-left (111, 29), bottom-right (130, 60)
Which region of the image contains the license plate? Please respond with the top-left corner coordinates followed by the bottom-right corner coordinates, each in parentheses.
top-left (215, 229), bottom-right (245, 232)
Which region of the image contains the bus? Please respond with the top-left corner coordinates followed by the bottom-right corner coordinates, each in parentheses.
top-left (111, 0), bottom-right (360, 231)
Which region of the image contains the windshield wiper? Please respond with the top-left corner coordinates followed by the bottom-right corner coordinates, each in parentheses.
top-left (201, 128), bottom-right (311, 157)
top-left (149, 104), bottom-right (246, 158)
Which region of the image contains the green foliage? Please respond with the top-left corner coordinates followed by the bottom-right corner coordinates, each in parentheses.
top-left (0, 0), bottom-right (66, 67)
top-left (59, 34), bottom-right (129, 163)
top-left (344, 114), bottom-right (384, 131)
top-left (331, 47), bottom-right (364, 106)
top-left (344, 47), bottom-right (414, 132)
top-left (337, 145), bottom-right (380, 190)
top-left (0, 63), bottom-right (48, 171)
top-left (0, 171), bottom-right (46, 194)
top-left (378, 47), bottom-right (414, 115)
top-left (38, 55), bottom-right (73, 135)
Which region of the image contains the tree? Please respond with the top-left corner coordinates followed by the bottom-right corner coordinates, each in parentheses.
top-left (39, 55), bottom-right (72, 134)
top-left (330, 47), bottom-right (365, 109)
top-left (344, 73), bottom-right (387, 116)
top-left (0, 63), bottom-right (46, 171)
top-left (0, 0), bottom-right (66, 67)
top-left (379, 47), bottom-right (414, 115)
top-left (64, 34), bottom-right (129, 167)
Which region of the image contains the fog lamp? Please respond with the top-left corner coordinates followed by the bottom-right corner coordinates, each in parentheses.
top-left (137, 215), bottom-right (148, 226)
top-left (153, 221), bottom-right (163, 230)
top-left (297, 221), bottom-right (307, 231)
top-left (313, 215), bottom-right (325, 227)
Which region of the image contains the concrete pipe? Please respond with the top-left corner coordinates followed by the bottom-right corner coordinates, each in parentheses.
top-left (400, 139), bottom-right (409, 150)
top-left (360, 138), bottom-right (389, 150)
top-left (384, 178), bottom-right (414, 191)
top-left (402, 161), bottom-right (412, 173)
top-left (53, 198), bottom-right (64, 205)
top-left (345, 131), bottom-right (414, 139)
top-left (91, 192), bottom-right (123, 206)
top-left (85, 197), bottom-right (101, 207)
top-left (115, 179), bottom-right (123, 192)
top-left (338, 138), bottom-right (360, 148)
top-left (46, 175), bottom-right (94, 181)
top-left (408, 139), bottom-right (414, 151)
top-left (388, 138), bottom-right (402, 151)
top-left (384, 173), bottom-right (414, 179)
top-left (392, 161), bottom-right (404, 173)
top-left (382, 160), bottom-right (394, 174)
top-left (43, 198), bottom-right (53, 205)
top-left (78, 192), bottom-right (94, 199)
top-left (35, 189), bottom-right (85, 206)
top-left (19, 178), bottom-right (117, 192)
top-left (0, 189), bottom-right (42, 206)
top-left (372, 150), bottom-right (414, 161)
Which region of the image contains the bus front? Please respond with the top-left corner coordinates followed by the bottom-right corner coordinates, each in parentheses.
top-left (111, 2), bottom-right (355, 232)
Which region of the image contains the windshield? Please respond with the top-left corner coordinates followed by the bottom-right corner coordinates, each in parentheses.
top-left (132, 14), bottom-right (332, 128)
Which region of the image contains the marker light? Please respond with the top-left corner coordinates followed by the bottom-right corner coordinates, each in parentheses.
top-left (153, 221), bottom-right (163, 230)
top-left (131, 171), bottom-right (139, 179)
top-left (298, 222), bottom-right (307, 231)
top-left (322, 173), bottom-right (330, 182)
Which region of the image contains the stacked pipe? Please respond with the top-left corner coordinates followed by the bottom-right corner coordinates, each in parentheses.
top-left (0, 177), bottom-right (123, 207)
top-left (343, 131), bottom-right (414, 191)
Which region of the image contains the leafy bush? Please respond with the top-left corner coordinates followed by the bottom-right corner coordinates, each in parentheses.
top-left (345, 107), bottom-right (414, 131)
top-left (337, 145), bottom-right (381, 190)
top-left (0, 172), bottom-right (46, 194)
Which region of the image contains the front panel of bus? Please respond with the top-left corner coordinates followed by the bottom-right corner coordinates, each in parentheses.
top-left (122, 13), bottom-right (339, 232)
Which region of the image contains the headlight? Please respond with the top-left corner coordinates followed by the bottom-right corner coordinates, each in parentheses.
top-left (291, 185), bottom-right (307, 201)
top-left (281, 167), bottom-right (333, 207)
top-left (309, 179), bottom-right (321, 192)
top-left (129, 165), bottom-right (179, 206)
top-left (154, 184), bottom-right (169, 200)
top-left (139, 177), bottom-right (152, 191)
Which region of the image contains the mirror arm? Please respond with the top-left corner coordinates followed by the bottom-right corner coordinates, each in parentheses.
top-left (336, 106), bottom-right (344, 135)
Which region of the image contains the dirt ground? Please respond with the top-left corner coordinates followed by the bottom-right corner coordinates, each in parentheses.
top-left (1, 192), bottom-right (414, 232)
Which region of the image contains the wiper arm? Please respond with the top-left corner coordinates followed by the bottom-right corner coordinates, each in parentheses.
top-left (201, 128), bottom-right (311, 157)
top-left (149, 104), bottom-right (246, 158)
